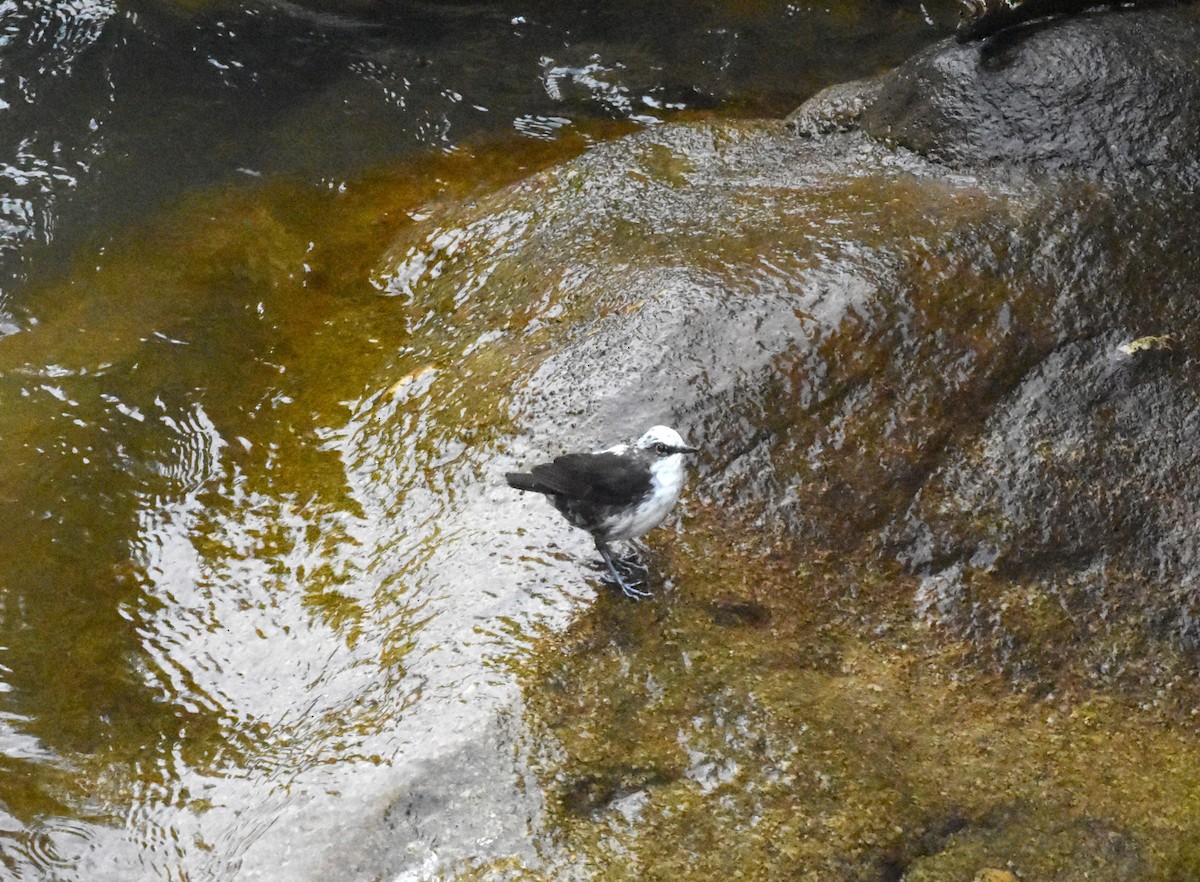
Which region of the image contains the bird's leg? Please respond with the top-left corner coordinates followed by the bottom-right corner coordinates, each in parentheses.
top-left (596, 539), bottom-right (651, 599)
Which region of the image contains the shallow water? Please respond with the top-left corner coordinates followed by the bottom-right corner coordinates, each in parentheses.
top-left (0, 0), bottom-right (951, 293)
top-left (0, 1), bottom-right (958, 878)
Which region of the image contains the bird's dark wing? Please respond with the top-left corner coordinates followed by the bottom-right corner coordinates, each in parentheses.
top-left (508, 452), bottom-right (651, 504)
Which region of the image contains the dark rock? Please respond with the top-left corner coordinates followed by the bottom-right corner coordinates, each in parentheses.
top-left (710, 599), bottom-right (772, 628)
top-left (955, 0), bottom-right (1179, 42)
top-left (897, 329), bottom-right (1200, 684)
top-left (861, 6), bottom-right (1200, 183)
top-left (367, 7), bottom-right (1200, 874)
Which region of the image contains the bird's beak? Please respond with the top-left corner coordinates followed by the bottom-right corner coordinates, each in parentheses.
top-left (678, 444), bottom-right (699, 455)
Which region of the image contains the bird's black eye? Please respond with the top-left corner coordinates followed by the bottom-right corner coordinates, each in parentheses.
top-left (654, 442), bottom-right (670, 455)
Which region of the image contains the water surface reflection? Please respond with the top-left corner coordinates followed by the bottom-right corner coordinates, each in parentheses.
top-left (0, 0), bottom-right (951, 291)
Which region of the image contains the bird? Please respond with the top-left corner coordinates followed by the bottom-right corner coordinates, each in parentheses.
top-left (505, 425), bottom-right (699, 599)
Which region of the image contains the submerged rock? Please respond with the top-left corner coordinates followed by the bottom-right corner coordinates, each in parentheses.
top-left (462, 106), bottom-right (1200, 700)
top-left (903, 806), bottom-right (1147, 881)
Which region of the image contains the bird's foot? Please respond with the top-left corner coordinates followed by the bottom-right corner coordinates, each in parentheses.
top-left (597, 541), bottom-right (654, 600)
top-left (617, 552), bottom-right (650, 573)
top-left (606, 574), bottom-right (652, 600)
top-left (596, 566), bottom-right (654, 599)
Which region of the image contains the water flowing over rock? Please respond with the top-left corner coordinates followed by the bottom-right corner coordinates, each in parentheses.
top-left (416, 7), bottom-right (1200, 876)
top-left (467, 5), bottom-right (1200, 701)
top-left (4, 3), bottom-right (1200, 879)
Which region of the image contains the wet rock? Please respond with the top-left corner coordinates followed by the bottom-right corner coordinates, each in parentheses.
top-left (311, 706), bottom-right (545, 881)
top-left (784, 75), bottom-right (885, 137)
top-left (955, 0), bottom-right (1140, 41)
top-left (412, 85), bottom-right (1200, 699)
top-left (358, 9), bottom-right (1200, 876)
top-left (897, 330), bottom-right (1200, 688)
top-left (861, 6), bottom-right (1200, 184)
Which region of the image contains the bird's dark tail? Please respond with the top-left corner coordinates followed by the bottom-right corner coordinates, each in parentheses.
top-left (505, 471), bottom-right (551, 494)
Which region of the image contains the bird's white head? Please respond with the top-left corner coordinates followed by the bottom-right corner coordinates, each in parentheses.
top-left (619, 426), bottom-right (697, 537)
top-left (634, 425), bottom-right (699, 458)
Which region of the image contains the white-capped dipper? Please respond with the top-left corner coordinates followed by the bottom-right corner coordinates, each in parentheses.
top-left (506, 425), bottom-right (698, 598)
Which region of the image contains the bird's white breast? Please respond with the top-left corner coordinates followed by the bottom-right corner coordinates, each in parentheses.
top-left (601, 453), bottom-right (686, 541)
